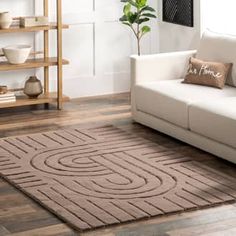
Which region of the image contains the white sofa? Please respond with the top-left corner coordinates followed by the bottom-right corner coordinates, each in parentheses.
top-left (131, 30), bottom-right (236, 164)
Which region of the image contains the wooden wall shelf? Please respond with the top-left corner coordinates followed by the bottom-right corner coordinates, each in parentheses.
top-left (0, 0), bottom-right (69, 110)
top-left (0, 92), bottom-right (69, 109)
top-left (0, 23), bottom-right (69, 34)
top-left (0, 58), bottom-right (69, 71)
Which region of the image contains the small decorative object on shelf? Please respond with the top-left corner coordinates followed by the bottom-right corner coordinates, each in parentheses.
top-left (0, 91), bottom-right (16, 104)
top-left (24, 76), bottom-right (43, 99)
top-left (3, 45), bottom-right (32, 64)
top-left (20, 16), bottom-right (49, 28)
top-left (0, 85), bottom-right (8, 94)
top-left (0, 12), bottom-right (12, 29)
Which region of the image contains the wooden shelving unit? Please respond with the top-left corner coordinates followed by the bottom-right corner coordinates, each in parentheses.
top-left (0, 0), bottom-right (69, 110)
top-left (0, 23), bottom-right (69, 34)
top-left (0, 93), bottom-right (69, 109)
top-left (0, 58), bottom-right (69, 72)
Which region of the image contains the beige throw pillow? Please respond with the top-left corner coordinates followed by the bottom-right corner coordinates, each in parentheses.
top-left (183, 57), bottom-right (232, 89)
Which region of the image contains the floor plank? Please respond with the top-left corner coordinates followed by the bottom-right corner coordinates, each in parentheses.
top-left (9, 224), bottom-right (76, 236)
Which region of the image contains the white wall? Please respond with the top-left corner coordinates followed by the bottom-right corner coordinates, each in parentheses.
top-left (156, 0), bottom-right (236, 54)
top-left (201, 0), bottom-right (236, 35)
top-left (2, 1), bottom-right (235, 99)
top-left (157, 0), bottom-right (201, 52)
top-left (0, 0), bottom-right (159, 99)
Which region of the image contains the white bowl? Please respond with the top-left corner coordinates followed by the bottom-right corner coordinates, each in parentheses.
top-left (3, 45), bottom-right (32, 64)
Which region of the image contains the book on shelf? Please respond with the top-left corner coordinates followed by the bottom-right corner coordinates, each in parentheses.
top-left (0, 98), bottom-right (16, 104)
top-left (0, 92), bottom-right (16, 103)
top-left (20, 16), bottom-right (49, 28)
top-left (0, 92), bottom-right (15, 98)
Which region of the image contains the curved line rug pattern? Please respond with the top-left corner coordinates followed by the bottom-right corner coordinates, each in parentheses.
top-left (0, 125), bottom-right (236, 231)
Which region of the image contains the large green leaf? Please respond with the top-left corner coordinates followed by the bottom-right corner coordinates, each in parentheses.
top-left (127, 12), bottom-right (138, 24)
top-left (123, 3), bottom-right (131, 15)
top-left (141, 25), bottom-right (151, 35)
top-left (119, 15), bottom-right (128, 22)
top-left (121, 0), bottom-right (138, 7)
top-left (136, 17), bottom-right (150, 24)
top-left (122, 22), bottom-right (131, 27)
top-left (140, 6), bottom-right (156, 12)
top-left (141, 13), bottom-right (156, 18)
top-left (136, 0), bottom-right (147, 8)
top-left (129, 0), bottom-right (138, 7)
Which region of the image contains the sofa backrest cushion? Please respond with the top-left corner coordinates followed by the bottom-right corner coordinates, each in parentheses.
top-left (197, 30), bottom-right (236, 87)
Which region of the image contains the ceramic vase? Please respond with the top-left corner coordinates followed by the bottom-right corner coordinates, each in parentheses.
top-left (0, 12), bottom-right (12, 29)
top-left (24, 76), bottom-right (43, 99)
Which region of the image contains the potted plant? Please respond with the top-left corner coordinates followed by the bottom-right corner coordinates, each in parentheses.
top-left (119, 0), bottom-right (157, 56)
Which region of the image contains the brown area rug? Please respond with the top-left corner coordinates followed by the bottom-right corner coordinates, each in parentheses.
top-left (0, 125), bottom-right (236, 231)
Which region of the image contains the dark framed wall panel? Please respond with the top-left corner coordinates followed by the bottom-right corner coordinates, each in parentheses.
top-left (163, 0), bottom-right (194, 27)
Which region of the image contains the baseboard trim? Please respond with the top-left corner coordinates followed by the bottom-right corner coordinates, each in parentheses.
top-left (71, 92), bottom-right (130, 102)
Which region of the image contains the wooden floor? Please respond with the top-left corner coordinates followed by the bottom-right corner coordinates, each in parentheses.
top-left (0, 93), bottom-right (236, 236)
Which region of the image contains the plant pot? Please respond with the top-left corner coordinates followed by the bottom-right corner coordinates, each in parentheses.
top-left (0, 12), bottom-right (12, 29)
top-left (24, 76), bottom-right (43, 99)
top-left (3, 45), bottom-right (32, 64)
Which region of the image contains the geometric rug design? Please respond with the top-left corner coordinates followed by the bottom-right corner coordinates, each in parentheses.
top-left (0, 125), bottom-right (236, 231)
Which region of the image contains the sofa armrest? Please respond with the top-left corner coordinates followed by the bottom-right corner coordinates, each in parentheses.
top-left (131, 50), bottom-right (197, 86)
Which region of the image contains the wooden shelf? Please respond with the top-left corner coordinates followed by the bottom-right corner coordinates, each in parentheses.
top-left (0, 23), bottom-right (69, 34)
top-left (0, 57), bottom-right (69, 71)
top-left (0, 93), bottom-right (70, 109)
top-left (0, 1), bottom-right (68, 110)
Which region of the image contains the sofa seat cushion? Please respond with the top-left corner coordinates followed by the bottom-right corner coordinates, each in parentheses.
top-left (135, 79), bottom-right (236, 129)
top-left (189, 97), bottom-right (236, 149)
